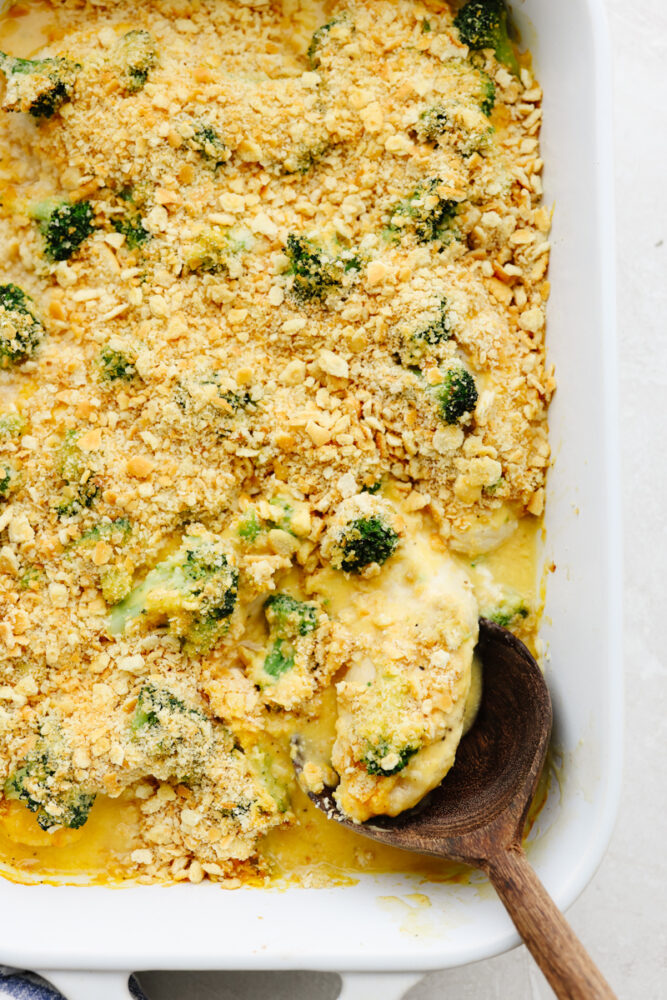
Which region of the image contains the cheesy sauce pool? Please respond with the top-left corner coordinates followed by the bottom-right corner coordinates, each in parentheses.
top-left (0, 0), bottom-right (552, 886)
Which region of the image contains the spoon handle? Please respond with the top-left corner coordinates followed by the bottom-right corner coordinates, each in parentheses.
top-left (485, 846), bottom-right (617, 1000)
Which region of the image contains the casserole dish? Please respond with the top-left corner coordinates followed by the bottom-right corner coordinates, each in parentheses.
top-left (0, 0), bottom-right (620, 997)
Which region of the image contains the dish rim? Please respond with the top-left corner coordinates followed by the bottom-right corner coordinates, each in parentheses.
top-left (0, 0), bottom-right (622, 979)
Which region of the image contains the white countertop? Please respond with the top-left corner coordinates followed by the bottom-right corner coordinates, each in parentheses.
top-left (135, 2), bottom-right (666, 997)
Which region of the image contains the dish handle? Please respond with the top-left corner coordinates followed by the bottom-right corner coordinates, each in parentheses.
top-left (39, 970), bottom-right (132, 999)
top-left (40, 970), bottom-right (422, 999)
top-left (337, 972), bottom-right (422, 999)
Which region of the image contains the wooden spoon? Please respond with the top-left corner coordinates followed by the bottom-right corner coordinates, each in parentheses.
top-left (293, 619), bottom-right (617, 1000)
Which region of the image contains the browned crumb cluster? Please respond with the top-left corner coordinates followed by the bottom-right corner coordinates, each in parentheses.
top-left (0, 0), bottom-right (551, 884)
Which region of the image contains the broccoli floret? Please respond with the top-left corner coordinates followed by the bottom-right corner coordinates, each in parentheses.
top-left (132, 683), bottom-right (188, 732)
top-left (175, 372), bottom-right (256, 436)
top-left (19, 566), bottom-right (42, 590)
top-left (99, 346), bottom-right (136, 381)
top-left (0, 412), bottom-right (25, 438)
top-left (183, 227), bottom-right (252, 275)
top-left (246, 745), bottom-right (290, 813)
top-left (0, 284), bottom-right (43, 365)
top-left (265, 593), bottom-right (318, 637)
top-left (74, 517), bottom-right (131, 548)
top-left (0, 462), bottom-right (20, 499)
top-left (433, 365), bottom-right (478, 424)
top-left (334, 515), bottom-right (399, 574)
top-left (416, 102), bottom-right (494, 157)
top-left (4, 737), bottom-right (94, 831)
top-left (56, 483), bottom-right (98, 518)
top-left (285, 233), bottom-right (361, 303)
top-left (0, 52), bottom-right (79, 117)
top-left (412, 299), bottom-right (452, 354)
top-left (482, 591), bottom-right (529, 628)
top-left (361, 480), bottom-right (382, 495)
top-left (454, 0), bottom-right (519, 75)
top-left (416, 106), bottom-right (449, 143)
top-left (363, 739), bottom-right (418, 776)
top-left (237, 509), bottom-right (261, 543)
top-left (479, 71), bottom-right (496, 116)
top-left (282, 139), bottom-right (329, 174)
top-left (99, 565), bottom-right (132, 606)
top-left (262, 593), bottom-right (319, 679)
top-left (109, 534), bottom-right (239, 653)
top-left (235, 498), bottom-right (303, 545)
top-left (130, 682), bottom-right (213, 771)
top-left (110, 187), bottom-right (149, 250)
top-left (31, 200), bottom-right (94, 261)
top-left (112, 211), bottom-right (149, 250)
top-left (387, 179), bottom-right (460, 244)
top-left (307, 15), bottom-right (348, 67)
top-left (114, 29), bottom-right (157, 93)
top-left (54, 430), bottom-right (99, 518)
top-left (187, 123), bottom-right (227, 169)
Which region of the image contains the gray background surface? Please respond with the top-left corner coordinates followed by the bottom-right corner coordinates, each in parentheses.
top-left (137, 1), bottom-right (667, 995)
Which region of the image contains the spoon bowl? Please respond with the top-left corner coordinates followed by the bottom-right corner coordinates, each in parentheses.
top-left (293, 619), bottom-right (616, 1000)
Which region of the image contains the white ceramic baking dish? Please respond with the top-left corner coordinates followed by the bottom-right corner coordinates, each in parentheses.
top-left (0, 1), bottom-right (620, 997)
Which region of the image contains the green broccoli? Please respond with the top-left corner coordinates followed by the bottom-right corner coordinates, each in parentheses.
top-left (0, 284), bottom-right (43, 365)
top-left (19, 566), bottom-right (42, 590)
top-left (246, 744), bottom-right (290, 813)
top-left (0, 462), bottom-right (20, 499)
top-left (361, 480), bottom-right (382, 495)
top-left (110, 187), bottom-right (149, 250)
top-left (412, 299), bottom-right (452, 354)
top-left (114, 29), bottom-right (157, 93)
top-left (433, 365), bottom-right (478, 423)
top-left (187, 123), bottom-right (227, 169)
top-left (235, 497), bottom-right (301, 546)
top-left (416, 106), bottom-right (449, 143)
top-left (129, 683), bottom-right (214, 777)
top-left (4, 736), bottom-right (95, 831)
top-left (54, 430), bottom-right (99, 518)
top-left (72, 520), bottom-right (132, 603)
top-left (0, 412), bottom-right (25, 438)
top-left (175, 372), bottom-right (256, 435)
top-left (237, 508), bottom-right (261, 543)
top-left (387, 179), bottom-right (460, 244)
top-left (417, 100), bottom-right (494, 157)
top-left (112, 211), bottom-right (149, 250)
top-left (56, 486), bottom-right (98, 519)
top-left (479, 71), bottom-right (496, 116)
top-left (74, 517), bottom-right (131, 548)
top-left (332, 515), bottom-right (399, 574)
top-left (99, 566), bottom-right (132, 606)
top-left (282, 139), bottom-right (329, 174)
top-left (454, 0), bottom-right (520, 75)
top-left (261, 593), bottom-right (319, 679)
top-left (99, 345), bottom-right (136, 381)
top-left (482, 591), bottom-right (529, 628)
top-left (108, 534), bottom-right (239, 653)
top-left (182, 226), bottom-right (252, 275)
top-left (31, 200), bottom-right (94, 261)
top-left (0, 51), bottom-right (79, 118)
top-left (307, 15), bottom-right (348, 68)
top-left (285, 233), bottom-right (361, 302)
top-left (363, 739), bottom-right (418, 776)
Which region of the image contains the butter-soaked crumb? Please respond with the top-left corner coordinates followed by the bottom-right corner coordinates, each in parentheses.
top-left (0, 0), bottom-right (550, 884)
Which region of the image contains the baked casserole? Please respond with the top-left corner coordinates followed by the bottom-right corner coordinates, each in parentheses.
top-left (0, 0), bottom-right (552, 886)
